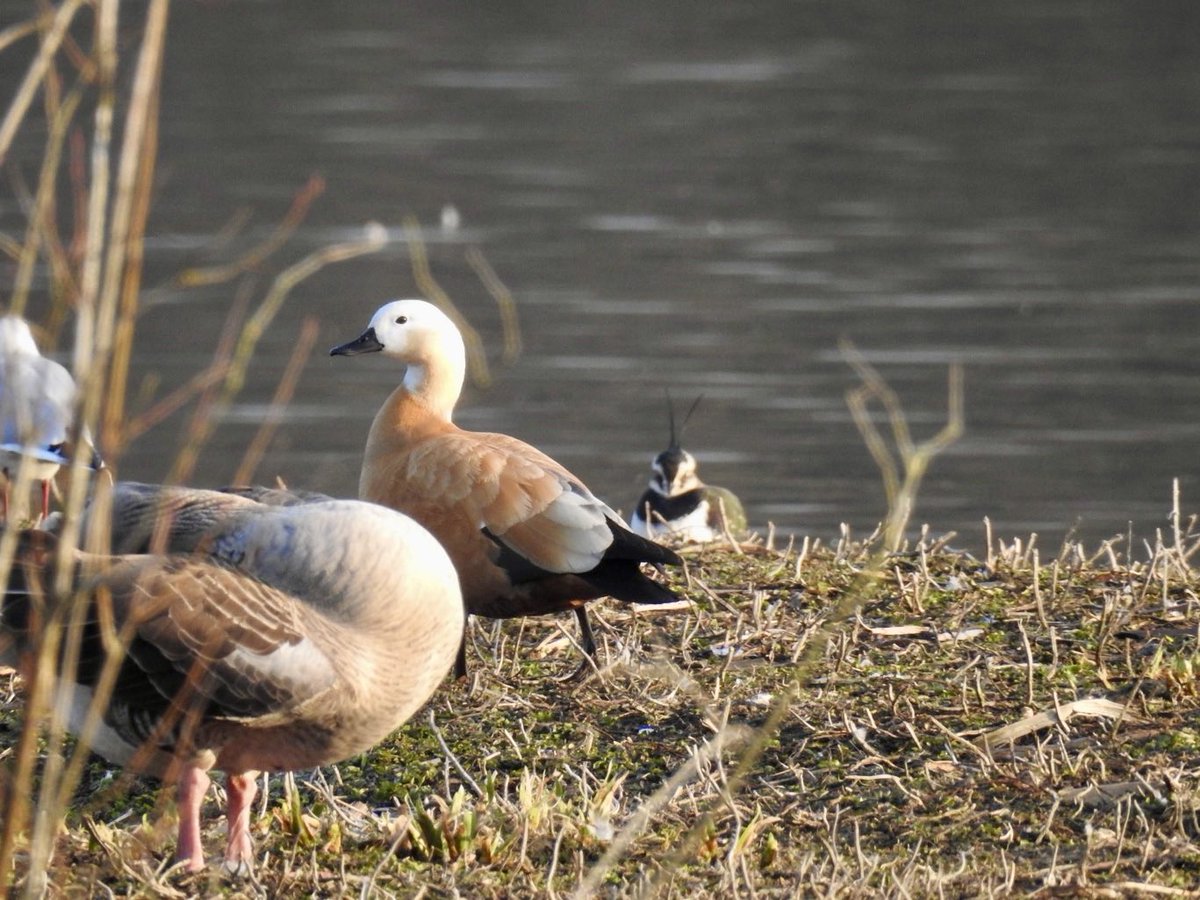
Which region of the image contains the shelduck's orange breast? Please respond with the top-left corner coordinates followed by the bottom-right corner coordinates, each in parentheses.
top-left (359, 390), bottom-right (613, 578)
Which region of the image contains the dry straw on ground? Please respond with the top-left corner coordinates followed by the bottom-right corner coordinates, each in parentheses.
top-left (4, 520), bottom-right (1199, 896)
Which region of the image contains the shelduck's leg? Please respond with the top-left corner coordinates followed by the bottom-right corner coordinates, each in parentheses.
top-left (453, 616), bottom-right (470, 678)
top-left (574, 606), bottom-right (598, 658)
top-left (222, 770), bottom-right (260, 875)
top-left (39, 478), bottom-right (51, 522)
top-left (176, 764), bottom-right (212, 872)
top-left (558, 607), bottom-right (603, 683)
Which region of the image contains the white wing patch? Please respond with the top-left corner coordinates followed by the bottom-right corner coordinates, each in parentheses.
top-left (542, 488), bottom-right (608, 532)
top-left (222, 636), bottom-right (338, 708)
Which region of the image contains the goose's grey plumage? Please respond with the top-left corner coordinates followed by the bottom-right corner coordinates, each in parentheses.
top-left (0, 315), bottom-right (101, 521)
top-left (330, 299), bottom-right (683, 674)
top-left (1, 482), bottom-right (464, 873)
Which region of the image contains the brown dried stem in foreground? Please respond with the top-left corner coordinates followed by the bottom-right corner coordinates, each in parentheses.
top-left (842, 338), bottom-right (965, 553)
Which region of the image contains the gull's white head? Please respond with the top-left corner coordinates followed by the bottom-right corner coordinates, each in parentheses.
top-left (0, 316), bottom-right (41, 358)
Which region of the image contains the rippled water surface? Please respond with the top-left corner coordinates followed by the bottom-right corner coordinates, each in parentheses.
top-left (5, 1), bottom-right (1200, 550)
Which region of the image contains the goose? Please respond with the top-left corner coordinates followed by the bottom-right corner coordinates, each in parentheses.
top-left (0, 315), bottom-right (102, 522)
top-left (329, 299), bottom-right (682, 673)
top-left (630, 396), bottom-right (747, 543)
top-left (1, 482), bottom-right (464, 873)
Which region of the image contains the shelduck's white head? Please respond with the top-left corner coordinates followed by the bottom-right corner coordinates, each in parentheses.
top-left (330, 299), bottom-right (467, 421)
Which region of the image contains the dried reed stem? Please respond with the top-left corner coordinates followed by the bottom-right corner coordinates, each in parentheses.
top-left (466, 245), bottom-right (522, 364)
top-left (404, 214), bottom-right (492, 387)
top-left (165, 225), bottom-right (387, 487)
top-left (842, 339), bottom-right (964, 552)
top-left (173, 175), bottom-right (326, 288)
top-left (0, 0), bottom-right (86, 165)
top-left (231, 316), bottom-right (320, 486)
top-left (8, 86), bottom-right (84, 316)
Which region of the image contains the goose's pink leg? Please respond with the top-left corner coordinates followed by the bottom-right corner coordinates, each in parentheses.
top-left (39, 478), bottom-right (51, 522)
top-left (223, 771), bottom-right (259, 874)
top-left (176, 765), bottom-right (212, 872)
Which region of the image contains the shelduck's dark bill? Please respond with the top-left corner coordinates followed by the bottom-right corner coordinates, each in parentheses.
top-left (329, 328), bottom-right (384, 356)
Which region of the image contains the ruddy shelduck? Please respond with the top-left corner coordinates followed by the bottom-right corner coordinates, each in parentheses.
top-left (330, 299), bottom-right (682, 672)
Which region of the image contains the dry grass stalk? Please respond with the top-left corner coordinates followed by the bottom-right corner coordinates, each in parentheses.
top-left (978, 697), bottom-right (1136, 751)
top-left (466, 245), bottom-right (522, 364)
top-left (230, 315), bottom-right (320, 487)
top-left (0, 0), bottom-right (87, 166)
top-left (172, 174), bottom-right (326, 289)
top-left (841, 338), bottom-right (964, 553)
top-left (164, 223), bottom-right (388, 487)
top-left (403, 214), bottom-right (493, 388)
top-left (8, 85), bottom-right (83, 317)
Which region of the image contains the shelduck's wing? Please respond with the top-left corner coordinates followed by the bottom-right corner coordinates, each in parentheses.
top-left (405, 430), bottom-right (617, 575)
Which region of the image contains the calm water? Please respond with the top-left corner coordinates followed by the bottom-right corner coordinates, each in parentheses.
top-left (4, 1), bottom-right (1200, 551)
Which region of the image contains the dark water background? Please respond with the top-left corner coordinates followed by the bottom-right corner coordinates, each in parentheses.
top-left (4, 1), bottom-right (1200, 552)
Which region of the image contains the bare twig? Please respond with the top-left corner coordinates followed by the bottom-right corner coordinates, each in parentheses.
top-left (404, 215), bottom-right (492, 387)
top-left (165, 225), bottom-right (387, 487)
top-left (466, 246), bottom-right (522, 364)
top-left (0, 0), bottom-right (87, 165)
top-left (173, 175), bottom-right (326, 288)
top-left (231, 316), bottom-right (320, 486)
top-left (842, 340), bottom-right (964, 552)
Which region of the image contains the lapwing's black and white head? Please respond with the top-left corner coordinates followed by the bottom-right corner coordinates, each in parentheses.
top-left (631, 393), bottom-right (748, 543)
top-left (649, 445), bottom-right (701, 497)
top-left (645, 393), bottom-right (705, 497)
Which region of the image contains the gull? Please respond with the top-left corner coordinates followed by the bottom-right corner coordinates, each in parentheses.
top-left (0, 316), bottom-right (100, 521)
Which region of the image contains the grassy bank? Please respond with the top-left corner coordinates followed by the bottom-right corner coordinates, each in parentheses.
top-left (4, 527), bottom-right (1198, 897)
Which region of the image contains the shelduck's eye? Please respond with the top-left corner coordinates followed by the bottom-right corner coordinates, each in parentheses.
top-left (395, 315), bottom-right (408, 324)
